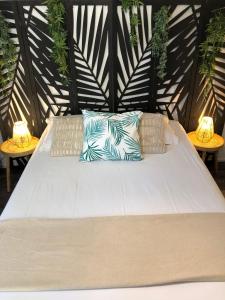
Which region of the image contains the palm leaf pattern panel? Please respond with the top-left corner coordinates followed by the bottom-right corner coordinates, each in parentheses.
top-left (73, 5), bottom-right (110, 111)
top-left (0, 1), bottom-right (224, 139)
top-left (117, 5), bottom-right (152, 112)
top-left (189, 47), bottom-right (225, 133)
top-left (23, 5), bottom-right (71, 128)
top-left (0, 6), bottom-right (35, 139)
top-left (155, 5), bottom-right (202, 127)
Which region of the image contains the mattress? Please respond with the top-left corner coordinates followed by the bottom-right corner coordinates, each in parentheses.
top-left (1, 121), bottom-right (225, 299)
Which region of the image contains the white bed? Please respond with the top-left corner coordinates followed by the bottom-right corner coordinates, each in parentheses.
top-left (1, 120), bottom-right (225, 300)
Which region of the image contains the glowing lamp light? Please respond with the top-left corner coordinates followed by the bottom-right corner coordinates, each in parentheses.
top-left (13, 121), bottom-right (31, 148)
top-left (196, 116), bottom-right (214, 143)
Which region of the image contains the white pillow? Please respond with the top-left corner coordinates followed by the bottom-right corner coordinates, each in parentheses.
top-left (37, 119), bottom-right (53, 152)
top-left (161, 114), bottom-right (178, 145)
top-left (165, 123), bottom-right (178, 145)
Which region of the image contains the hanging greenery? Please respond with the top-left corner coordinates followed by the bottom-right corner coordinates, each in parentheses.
top-left (0, 12), bottom-right (17, 91)
top-left (121, 0), bottom-right (143, 46)
top-left (199, 9), bottom-right (225, 95)
top-left (45, 0), bottom-right (69, 84)
top-left (151, 6), bottom-right (169, 80)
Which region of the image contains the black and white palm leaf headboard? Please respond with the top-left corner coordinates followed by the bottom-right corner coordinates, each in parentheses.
top-left (73, 4), bottom-right (110, 111)
top-left (0, 0), bottom-right (225, 139)
top-left (116, 5), bottom-right (152, 112)
top-left (0, 3), bottom-right (40, 139)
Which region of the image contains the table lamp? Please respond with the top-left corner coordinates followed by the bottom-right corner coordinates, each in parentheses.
top-left (13, 121), bottom-right (31, 148)
top-left (196, 116), bottom-right (214, 143)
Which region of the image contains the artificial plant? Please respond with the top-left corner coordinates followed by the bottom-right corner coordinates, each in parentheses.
top-left (45, 0), bottom-right (69, 84)
top-left (151, 6), bottom-right (169, 80)
top-left (121, 0), bottom-right (143, 46)
top-left (0, 12), bottom-right (17, 92)
top-left (199, 9), bottom-right (225, 95)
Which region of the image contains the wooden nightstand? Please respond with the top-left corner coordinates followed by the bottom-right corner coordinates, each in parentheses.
top-left (188, 131), bottom-right (224, 172)
top-left (0, 137), bottom-right (39, 192)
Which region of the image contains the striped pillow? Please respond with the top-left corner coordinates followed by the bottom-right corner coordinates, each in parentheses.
top-left (50, 113), bottom-right (166, 157)
top-left (50, 115), bottom-right (83, 156)
top-left (139, 113), bottom-right (166, 154)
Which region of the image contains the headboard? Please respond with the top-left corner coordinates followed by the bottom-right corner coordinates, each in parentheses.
top-left (0, 0), bottom-right (225, 140)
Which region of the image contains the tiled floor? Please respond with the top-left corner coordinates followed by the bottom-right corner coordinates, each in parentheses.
top-left (0, 165), bottom-right (225, 215)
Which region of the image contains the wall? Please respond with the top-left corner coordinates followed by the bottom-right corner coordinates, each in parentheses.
top-left (0, 0), bottom-right (225, 141)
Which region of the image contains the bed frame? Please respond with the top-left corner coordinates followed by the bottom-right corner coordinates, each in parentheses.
top-left (0, 0), bottom-right (225, 140)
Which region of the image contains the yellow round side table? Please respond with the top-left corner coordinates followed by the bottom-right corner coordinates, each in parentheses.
top-left (188, 131), bottom-right (224, 172)
top-left (0, 137), bottom-right (39, 192)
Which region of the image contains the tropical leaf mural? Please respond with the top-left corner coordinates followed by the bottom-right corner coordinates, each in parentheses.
top-left (155, 5), bottom-right (202, 127)
top-left (0, 0), bottom-right (224, 140)
top-left (22, 5), bottom-right (71, 129)
top-left (117, 5), bottom-right (152, 112)
top-left (189, 47), bottom-right (225, 133)
top-left (73, 5), bottom-right (110, 111)
top-left (187, 5), bottom-right (225, 133)
top-left (0, 6), bottom-right (36, 139)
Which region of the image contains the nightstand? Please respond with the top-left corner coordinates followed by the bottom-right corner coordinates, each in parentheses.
top-left (0, 137), bottom-right (39, 192)
top-left (188, 131), bottom-right (224, 172)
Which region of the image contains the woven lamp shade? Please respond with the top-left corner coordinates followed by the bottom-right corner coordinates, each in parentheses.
top-left (13, 121), bottom-right (31, 148)
top-left (196, 116), bottom-right (214, 143)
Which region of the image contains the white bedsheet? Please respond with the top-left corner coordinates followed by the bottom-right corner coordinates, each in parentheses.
top-left (1, 121), bottom-right (225, 300)
top-left (1, 121), bottom-right (225, 219)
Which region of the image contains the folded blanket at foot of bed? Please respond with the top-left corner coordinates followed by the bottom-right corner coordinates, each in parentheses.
top-left (0, 213), bottom-right (225, 292)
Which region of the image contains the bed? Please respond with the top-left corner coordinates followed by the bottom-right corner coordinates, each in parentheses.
top-left (0, 119), bottom-right (225, 300)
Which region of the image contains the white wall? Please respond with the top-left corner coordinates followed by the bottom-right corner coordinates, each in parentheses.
top-left (218, 125), bottom-right (225, 162)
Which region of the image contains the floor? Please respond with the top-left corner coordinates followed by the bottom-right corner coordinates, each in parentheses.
top-left (213, 165), bottom-right (225, 197)
top-left (0, 164), bottom-right (225, 215)
top-left (0, 166), bottom-right (24, 214)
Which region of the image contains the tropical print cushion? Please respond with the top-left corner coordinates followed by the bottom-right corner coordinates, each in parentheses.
top-left (80, 110), bottom-right (143, 161)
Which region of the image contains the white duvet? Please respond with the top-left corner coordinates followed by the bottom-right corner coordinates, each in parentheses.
top-left (1, 121), bottom-right (225, 300)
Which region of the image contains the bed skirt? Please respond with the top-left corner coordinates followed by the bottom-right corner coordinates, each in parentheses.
top-left (0, 213), bottom-right (225, 291)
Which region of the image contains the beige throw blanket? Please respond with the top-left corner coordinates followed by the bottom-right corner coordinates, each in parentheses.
top-left (0, 213), bottom-right (225, 291)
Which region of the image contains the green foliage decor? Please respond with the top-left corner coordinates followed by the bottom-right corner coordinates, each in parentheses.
top-left (0, 12), bottom-right (17, 91)
top-left (45, 0), bottom-right (69, 84)
top-left (121, 0), bottom-right (144, 46)
top-left (199, 10), bottom-right (225, 94)
top-left (151, 6), bottom-right (169, 80)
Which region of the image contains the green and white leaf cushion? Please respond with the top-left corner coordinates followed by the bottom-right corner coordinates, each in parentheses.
top-left (80, 110), bottom-right (143, 161)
